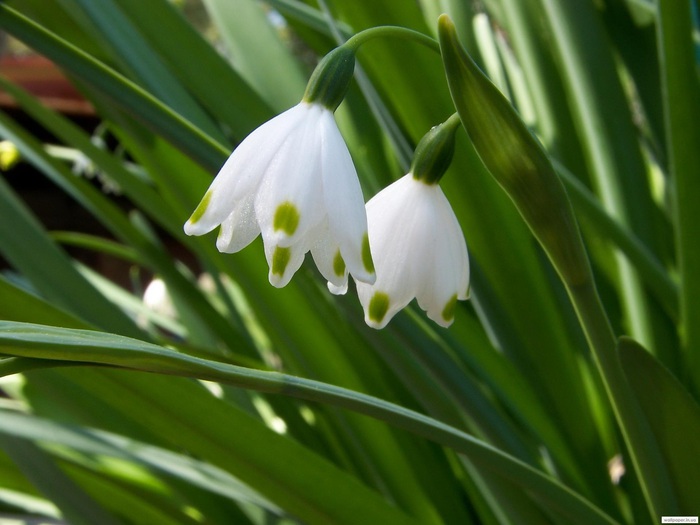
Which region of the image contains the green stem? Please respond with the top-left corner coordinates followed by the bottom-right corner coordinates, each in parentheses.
top-left (344, 25), bottom-right (439, 53)
top-left (553, 160), bottom-right (678, 320)
top-left (567, 280), bottom-right (679, 518)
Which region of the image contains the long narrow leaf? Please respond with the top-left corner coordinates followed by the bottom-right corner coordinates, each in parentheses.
top-left (0, 321), bottom-right (618, 525)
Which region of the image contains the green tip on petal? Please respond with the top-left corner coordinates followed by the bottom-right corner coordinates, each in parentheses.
top-left (272, 246), bottom-right (291, 276)
top-left (188, 190), bottom-right (212, 225)
top-left (333, 250), bottom-right (346, 277)
top-left (273, 201), bottom-right (300, 235)
top-left (442, 294), bottom-right (458, 322)
top-left (361, 233), bottom-right (375, 274)
top-left (369, 292), bottom-right (390, 324)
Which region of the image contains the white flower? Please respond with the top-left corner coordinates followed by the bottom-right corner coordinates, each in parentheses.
top-left (355, 173), bottom-right (469, 329)
top-left (184, 101), bottom-right (375, 290)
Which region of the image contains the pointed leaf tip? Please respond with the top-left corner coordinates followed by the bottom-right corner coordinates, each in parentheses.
top-left (437, 16), bottom-right (589, 287)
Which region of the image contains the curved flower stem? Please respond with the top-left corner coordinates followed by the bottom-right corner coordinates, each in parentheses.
top-left (343, 25), bottom-right (440, 53)
top-left (567, 281), bottom-right (679, 518)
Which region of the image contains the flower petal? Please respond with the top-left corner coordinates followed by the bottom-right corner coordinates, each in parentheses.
top-left (356, 175), bottom-right (425, 328)
top-left (256, 103), bottom-right (326, 249)
top-left (215, 194), bottom-right (260, 253)
top-left (264, 241), bottom-right (307, 288)
top-left (415, 185), bottom-right (469, 326)
top-left (184, 103), bottom-right (308, 236)
top-left (319, 109), bottom-right (375, 285)
top-left (310, 220), bottom-right (349, 294)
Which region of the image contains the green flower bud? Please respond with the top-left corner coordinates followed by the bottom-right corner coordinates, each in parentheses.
top-left (303, 46), bottom-right (355, 112)
top-left (411, 114), bottom-right (460, 185)
top-left (438, 14), bottom-right (589, 287)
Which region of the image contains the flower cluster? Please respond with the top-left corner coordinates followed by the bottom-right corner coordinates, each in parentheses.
top-left (185, 45), bottom-right (469, 329)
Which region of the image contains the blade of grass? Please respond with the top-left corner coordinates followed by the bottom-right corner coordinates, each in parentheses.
top-left (0, 435), bottom-right (122, 525)
top-left (0, 321), bottom-right (619, 525)
top-left (201, 0), bottom-right (307, 110)
top-left (0, 409), bottom-right (285, 517)
top-left (0, 4), bottom-right (227, 172)
top-left (0, 178), bottom-right (143, 338)
top-left (0, 276), bottom-right (92, 330)
top-left (99, 0), bottom-right (274, 137)
top-left (618, 337), bottom-right (700, 512)
top-left (657, 0), bottom-right (700, 394)
top-left (66, 0), bottom-right (226, 142)
top-left (18, 366), bottom-right (424, 525)
top-left (536, 0), bottom-right (662, 352)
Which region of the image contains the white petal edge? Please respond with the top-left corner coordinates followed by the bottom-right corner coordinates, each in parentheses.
top-left (310, 221), bottom-right (349, 295)
top-left (319, 109), bottom-right (375, 285)
top-left (415, 185), bottom-right (469, 327)
top-left (255, 103), bottom-right (326, 249)
top-left (184, 103), bottom-right (309, 236)
top-left (215, 193), bottom-right (260, 253)
top-left (264, 241), bottom-right (308, 288)
top-left (356, 175), bottom-right (426, 328)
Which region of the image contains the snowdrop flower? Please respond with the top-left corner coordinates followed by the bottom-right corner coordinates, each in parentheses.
top-left (354, 116), bottom-right (470, 329)
top-left (184, 47), bottom-right (375, 290)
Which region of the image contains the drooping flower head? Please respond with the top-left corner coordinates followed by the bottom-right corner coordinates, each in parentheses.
top-left (354, 115), bottom-right (470, 328)
top-left (184, 47), bottom-right (375, 291)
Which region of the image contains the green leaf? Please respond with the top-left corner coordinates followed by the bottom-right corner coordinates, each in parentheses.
top-left (67, 0), bottom-right (225, 142)
top-left (0, 96), bottom-right (254, 352)
top-left (0, 4), bottom-right (227, 172)
top-left (438, 13), bottom-right (679, 520)
top-left (0, 178), bottom-right (143, 338)
top-left (0, 321), bottom-right (619, 525)
top-left (100, 0), bottom-right (274, 137)
top-left (201, 0), bottom-right (307, 111)
top-left (0, 75), bottom-right (182, 238)
top-left (658, 0), bottom-right (700, 392)
top-left (618, 337), bottom-right (700, 513)
top-left (0, 435), bottom-right (121, 525)
top-left (0, 409), bottom-right (284, 517)
top-left (533, 0), bottom-right (665, 354)
top-left (0, 276), bottom-right (91, 330)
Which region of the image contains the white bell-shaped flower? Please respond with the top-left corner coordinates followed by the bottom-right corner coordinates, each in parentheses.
top-left (352, 114), bottom-right (469, 328)
top-left (184, 46), bottom-right (375, 290)
top-left (184, 101), bottom-right (375, 290)
top-left (355, 173), bottom-right (469, 328)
